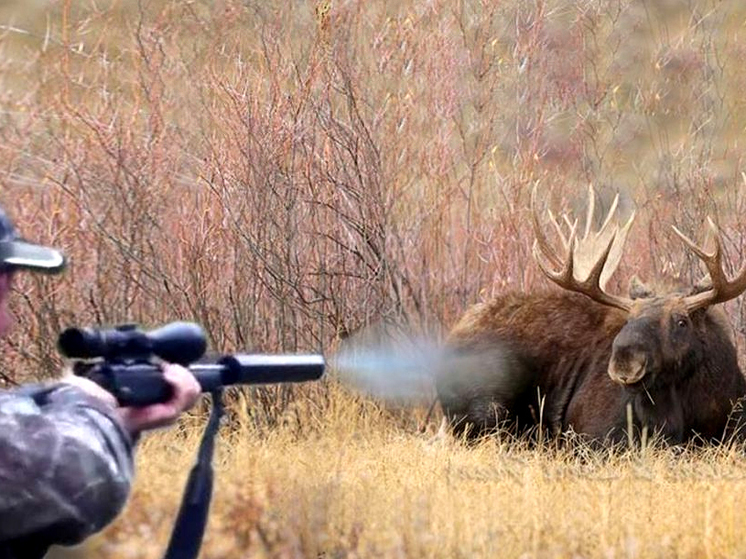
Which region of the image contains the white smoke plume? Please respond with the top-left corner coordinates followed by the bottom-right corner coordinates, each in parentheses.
top-left (328, 322), bottom-right (444, 404)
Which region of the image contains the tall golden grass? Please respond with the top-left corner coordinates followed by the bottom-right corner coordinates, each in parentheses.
top-left (64, 386), bottom-right (746, 558)
top-left (3, 0), bottom-right (746, 556)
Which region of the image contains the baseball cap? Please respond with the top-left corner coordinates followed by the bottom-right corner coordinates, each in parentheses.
top-left (0, 205), bottom-right (66, 274)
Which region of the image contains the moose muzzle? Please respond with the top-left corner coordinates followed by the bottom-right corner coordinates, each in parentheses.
top-left (608, 349), bottom-right (647, 385)
top-left (608, 320), bottom-right (659, 386)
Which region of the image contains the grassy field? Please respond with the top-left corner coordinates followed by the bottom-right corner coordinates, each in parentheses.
top-left (62, 390), bottom-right (746, 558)
top-left (4, 0), bottom-right (746, 557)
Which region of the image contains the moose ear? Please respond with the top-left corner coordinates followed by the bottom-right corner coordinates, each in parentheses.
top-left (629, 275), bottom-right (655, 299)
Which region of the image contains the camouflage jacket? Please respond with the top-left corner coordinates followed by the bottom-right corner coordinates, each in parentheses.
top-left (0, 382), bottom-right (135, 559)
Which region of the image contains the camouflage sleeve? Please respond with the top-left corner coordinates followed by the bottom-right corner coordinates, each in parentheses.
top-left (0, 383), bottom-right (135, 546)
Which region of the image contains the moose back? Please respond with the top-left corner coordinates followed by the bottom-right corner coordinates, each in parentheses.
top-left (436, 188), bottom-right (746, 445)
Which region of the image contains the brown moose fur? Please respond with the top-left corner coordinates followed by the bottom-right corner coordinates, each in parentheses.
top-left (435, 282), bottom-right (746, 446)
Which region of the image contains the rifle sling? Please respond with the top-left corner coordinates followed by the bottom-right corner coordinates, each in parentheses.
top-left (162, 388), bottom-right (224, 559)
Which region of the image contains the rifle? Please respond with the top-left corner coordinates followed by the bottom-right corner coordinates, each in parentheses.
top-left (57, 321), bottom-right (325, 559)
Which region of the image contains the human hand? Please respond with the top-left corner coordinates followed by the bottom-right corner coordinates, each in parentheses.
top-left (115, 363), bottom-right (202, 436)
top-left (60, 363), bottom-right (201, 437)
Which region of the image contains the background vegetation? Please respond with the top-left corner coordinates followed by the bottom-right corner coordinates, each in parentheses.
top-left (2, 0), bottom-right (746, 556)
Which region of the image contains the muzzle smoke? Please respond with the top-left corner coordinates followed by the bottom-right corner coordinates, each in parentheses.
top-left (329, 324), bottom-right (534, 409)
top-left (329, 323), bottom-right (444, 404)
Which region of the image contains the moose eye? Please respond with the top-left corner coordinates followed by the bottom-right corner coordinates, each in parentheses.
top-left (676, 318), bottom-right (688, 328)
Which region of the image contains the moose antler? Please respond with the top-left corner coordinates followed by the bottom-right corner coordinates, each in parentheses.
top-left (531, 184), bottom-right (636, 312)
top-left (672, 217), bottom-right (746, 312)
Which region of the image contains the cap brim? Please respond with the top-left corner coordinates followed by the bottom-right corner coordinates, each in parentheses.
top-left (0, 240), bottom-right (66, 274)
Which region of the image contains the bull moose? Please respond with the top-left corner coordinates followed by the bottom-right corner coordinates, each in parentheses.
top-left (435, 187), bottom-right (746, 445)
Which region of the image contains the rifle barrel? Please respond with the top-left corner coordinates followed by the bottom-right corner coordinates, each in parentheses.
top-left (219, 354), bottom-right (325, 385)
top-left (187, 354), bottom-right (325, 392)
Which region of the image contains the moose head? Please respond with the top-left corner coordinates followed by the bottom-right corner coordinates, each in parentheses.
top-left (531, 187), bottom-right (746, 398)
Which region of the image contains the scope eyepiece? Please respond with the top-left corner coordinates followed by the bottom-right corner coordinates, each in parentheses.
top-left (58, 321), bottom-right (207, 365)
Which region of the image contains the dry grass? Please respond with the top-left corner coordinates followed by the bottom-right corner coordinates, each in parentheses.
top-left (4, 0), bottom-right (746, 557)
top-left (56, 383), bottom-right (746, 558)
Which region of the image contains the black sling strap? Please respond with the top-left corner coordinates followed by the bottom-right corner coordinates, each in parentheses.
top-left (162, 388), bottom-right (224, 559)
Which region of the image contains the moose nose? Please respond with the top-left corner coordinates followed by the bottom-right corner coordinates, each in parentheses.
top-left (608, 345), bottom-right (648, 386)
